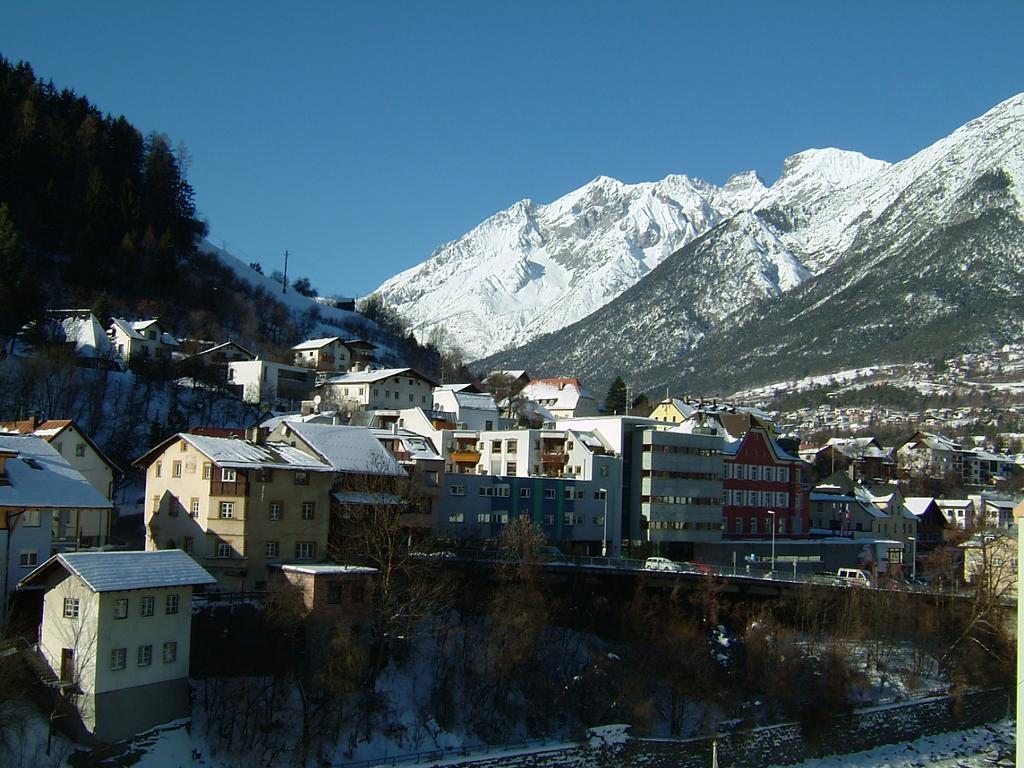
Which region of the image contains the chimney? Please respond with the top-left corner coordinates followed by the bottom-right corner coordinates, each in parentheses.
top-left (246, 427), bottom-right (265, 444)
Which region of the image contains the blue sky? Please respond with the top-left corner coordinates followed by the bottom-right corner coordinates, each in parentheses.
top-left (3, 2), bottom-right (1022, 298)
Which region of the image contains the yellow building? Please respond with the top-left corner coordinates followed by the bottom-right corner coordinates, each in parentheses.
top-left (135, 431), bottom-right (335, 591)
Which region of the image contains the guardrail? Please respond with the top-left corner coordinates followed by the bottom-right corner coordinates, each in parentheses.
top-left (448, 550), bottom-right (960, 594)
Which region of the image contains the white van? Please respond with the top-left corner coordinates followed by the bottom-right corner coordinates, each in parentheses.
top-left (835, 568), bottom-right (872, 588)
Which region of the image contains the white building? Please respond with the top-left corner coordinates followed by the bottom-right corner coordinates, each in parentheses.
top-left (1, 434), bottom-right (113, 625)
top-left (432, 387), bottom-right (502, 432)
top-left (227, 359), bottom-right (316, 407)
top-left (108, 318), bottom-right (179, 363)
top-left (319, 367), bottom-right (438, 411)
top-left (19, 550), bottom-right (215, 741)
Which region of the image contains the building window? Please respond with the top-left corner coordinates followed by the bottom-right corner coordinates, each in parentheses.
top-left (220, 501), bottom-right (234, 519)
top-left (111, 648), bottom-right (126, 671)
top-left (151, 495), bottom-right (161, 514)
top-left (447, 512), bottom-right (464, 523)
top-left (449, 485), bottom-right (465, 496)
top-left (23, 509), bottom-right (41, 527)
top-left (138, 645), bottom-right (152, 667)
top-left (327, 582), bottom-right (344, 604)
top-left (265, 541), bottom-right (279, 558)
top-left (190, 498), bottom-right (200, 517)
top-left (183, 536), bottom-right (194, 554)
top-left (140, 596), bottom-right (154, 617)
top-left (162, 641), bottom-right (177, 664)
top-left (294, 471), bottom-right (309, 486)
top-left (202, 463), bottom-right (212, 480)
top-left (19, 550), bottom-right (37, 567)
top-left (735, 517), bottom-right (743, 534)
top-left (217, 542), bottom-right (232, 558)
top-left (544, 488), bottom-right (556, 500)
top-left (543, 514), bottom-right (554, 525)
top-left (594, 490), bottom-right (607, 500)
top-left (165, 594), bottom-right (179, 615)
top-left (520, 487), bottom-right (531, 498)
top-left (114, 598), bottom-right (128, 619)
top-left (302, 502), bottom-right (315, 520)
top-left (296, 542), bottom-right (316, 560)
top-left (222, 468), bottom-right (236, 482)
top-left (63, 598), bottom-right (79, 618)
top-left (750, 517), bottom-right (758, 534)
top-left (257, 469), bottom-right (274, 483)
top-left (155, 461), bottom-right (162, 477)
top-left (270, 502), bottom-right (282, 521)
top-left (172, 461), bottom-right (182, 478)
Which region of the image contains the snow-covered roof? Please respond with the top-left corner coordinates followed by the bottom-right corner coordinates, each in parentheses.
top-left (59, 314), bottom-right (112, 358)
top-left (279, 564), bottom-right (377, 575)
top-left (20, 550), bottom-right (215, 593)
top-left (0, 435), bottom-right (112, 509)
top-left (194, 340), bottom-right (255, 358)
top-left (448, 391), bottom-right (498, 412)
top-left (292, 336), bottom-right (341, 351)
top-left (323, 367), bottom-right (438, 387)
top-left (110, 317), bottom-right (179, 347)
top-left (331, 490), bottom-right (406, 505)
top-left (520, 378), bottom-right (593, 411)
top-left (371, 429), bottom-right (441, 461)
top-left (904, 497), bottom-right (938, 518)
top-left (179, 433), bottom-right (333, 472)
top-left (935, 499), bottom-right (973, 509)
top-left (282, 422), bottom-right (406, 476)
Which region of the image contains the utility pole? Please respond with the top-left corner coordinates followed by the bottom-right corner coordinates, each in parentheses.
top-left (282, 249), bottom-right (289, 294)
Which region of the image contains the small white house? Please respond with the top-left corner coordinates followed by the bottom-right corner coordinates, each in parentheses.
top-left (19, 550), bottom-right (216, 742)
top-left (227, 359), bottom-right (316, 407)
top-left (108, 318), bottom-right (179, 363)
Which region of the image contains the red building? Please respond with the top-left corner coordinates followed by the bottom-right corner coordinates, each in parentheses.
top-left (723, 427), bottom-right (811, 538)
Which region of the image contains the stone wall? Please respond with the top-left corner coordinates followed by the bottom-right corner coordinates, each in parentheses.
top-left (628, 688), bottom-right (1011, 768)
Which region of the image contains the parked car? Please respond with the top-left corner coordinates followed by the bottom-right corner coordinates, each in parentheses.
top-left (834, 568), bottom-right (873, 588)
top-left (644, 556), bottom-right (685, 573)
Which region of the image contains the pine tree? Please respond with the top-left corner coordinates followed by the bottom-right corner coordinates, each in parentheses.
top-left (604, 376), bottom-right (627, 415)
top-left (0, 204), bottom-right (45, 350)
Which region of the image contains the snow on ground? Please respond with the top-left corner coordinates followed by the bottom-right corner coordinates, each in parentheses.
top-left (767, 719), bottom-right (1015, 768)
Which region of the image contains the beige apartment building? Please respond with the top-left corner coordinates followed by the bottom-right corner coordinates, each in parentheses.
top-left (135, 432), bottom-right (335, 590)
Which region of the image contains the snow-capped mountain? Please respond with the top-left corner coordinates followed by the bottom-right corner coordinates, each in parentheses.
top-left (476, 92), bottom-right (1024, 397)
top-left (375, 151), bottom-right (883, 360)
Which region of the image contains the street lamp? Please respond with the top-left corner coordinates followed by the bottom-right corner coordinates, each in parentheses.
top-left (767, 510), bottom-right (776, 577)
top-left (599, 488), bottom-right (608, 557)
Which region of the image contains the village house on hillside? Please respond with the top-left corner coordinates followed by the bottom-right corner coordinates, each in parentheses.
top-left (291, 336), bottom-right (377, 374)
top-left (1, 416), bottom-right (119, 500)
top-left (108, 318), bottom-right (179, 364)
top-left (1, 434), bottom-right (113, 625)
top-left (317, 367), bottom-right (438, 411)
top-left (19, 550), bottom-right (215, 741)
top-left (227, 359), bottom-right (316, 408)
top-left (135, 431), bottom-right (336, 591)
top-left (518, 377), bottom-right (599, 421)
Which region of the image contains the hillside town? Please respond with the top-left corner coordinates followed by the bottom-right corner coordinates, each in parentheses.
top-left (1, 314), bottom-right (1022, 762)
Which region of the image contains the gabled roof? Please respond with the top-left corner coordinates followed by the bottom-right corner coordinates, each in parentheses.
top-left (110, 317), bottom-right (179, 347)
top-left (292, 336), bottom-right (342, 351)
top-left (0, 419), bottom-right (120, 477)
top-left (904, 497), bottom-right (940, 518)
top-left (521, 378), bottom-right (593, 411)
top-left (281, 422), bottom-right (406, 476)
top-left (194, 340), bottom-right (255, 358)
top-left (323, 367), bottom-right (439, 387)
top-left (0, 435), bottom-right (112, 509)
top-left (19, 550), bottom-right (216, 593)
top-left (134, 433), bottom-right (332, 472)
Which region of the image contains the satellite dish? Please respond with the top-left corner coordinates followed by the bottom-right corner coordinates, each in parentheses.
top-left (313, 395), bottom-right (322, 405)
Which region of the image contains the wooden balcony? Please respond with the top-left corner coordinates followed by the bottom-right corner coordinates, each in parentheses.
top-left (539, 451), bottom-right (568, 464)
top-left (450, 450), bottom-right (481, 464)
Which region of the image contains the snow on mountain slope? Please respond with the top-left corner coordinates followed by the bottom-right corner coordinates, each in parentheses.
top-left (376, 174), bottom-right (753, 359)
top-left (375, 93), bottom-right (1024, 364)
